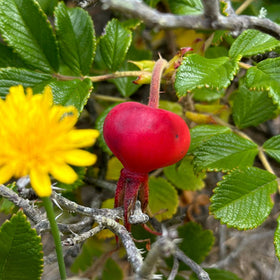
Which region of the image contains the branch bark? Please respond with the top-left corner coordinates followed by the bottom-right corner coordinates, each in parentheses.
top-left (84, 0), bottom-right (280, 40)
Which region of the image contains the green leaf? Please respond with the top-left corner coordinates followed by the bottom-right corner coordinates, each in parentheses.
top-left (106, 157), bottom-right (123, 181)
top-left (71, 237), bottom-right (104, 273)
top-left (175, 54), bottom-right (240, 97)
top-left (0, 68), bottom-right (52, 98)
top-left (233, 86), bottom-right (278, 128)
top-left (210, 167), bottom-right (277, 229)
top-left (263, 135), bottom-right (280, 163)
top-left (102, 258), bottom-right (123, 280)
top-left (37, 0), bottom-right (58, 15)
top-left (0, 44), bottom-right (27, 68)
top-left (190, 268), bottom-right (242, 280)
top-left (0, 0), bottom-right (59, 72)
top-left (177, 222), bottom-right (214, 266)
top-left (192, 87), bottom-right (225, 102)
top-left (189, 125), bottom-right (232, 154)
top-left (55, 2), bottom-right (96, 75)
top-left (148, 177), bottom-right (178, 222)
top-left (0, 211), bottom-right (43, 280)
top-left (245, 57), bottom-right (280, 106)
top-left (193, 132), bottom-right (258, 172)
top-left (167, 0), bottom-right (203, 15)
top-left (99, 18), bottom-right (132, 71)
top-left (229, 29), bottom-right (280, 59)
top-left (48, 78), bottom-right (92, 112)
top-left (95, 103), bottom-right (121, 154)
top-left (275, 215), bottom-right (280, 261)
top-left (164, 156), bottom-right (206, 191)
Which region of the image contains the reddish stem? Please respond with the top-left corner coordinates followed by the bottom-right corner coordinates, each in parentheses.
top-left (148, 57), bottom-right (168, 109)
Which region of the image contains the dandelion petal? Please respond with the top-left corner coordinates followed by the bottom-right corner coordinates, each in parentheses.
top-left (30, 168), bottom-right (52, 197)
top-left (51, 163), bottom-right (78, 184)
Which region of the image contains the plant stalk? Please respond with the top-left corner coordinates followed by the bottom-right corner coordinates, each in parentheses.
top-left (42, 196), bottom-right (67, 280)
top-left (148, 57), bottom-right (168, 108)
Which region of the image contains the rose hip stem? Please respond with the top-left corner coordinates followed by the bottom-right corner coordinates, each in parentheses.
top-left (148, 56), bottom-right (168, 109)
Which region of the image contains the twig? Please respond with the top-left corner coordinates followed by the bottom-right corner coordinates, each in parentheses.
top-left (0, 184), bottom-right (42, 223)
top-left (175, 249), bottom-right (210, 280)
top-left (63, 225), bottom-right (105, 246)
top-left (202, 0), bottom-right (220, 20)
top-left (167, 257), bottom-right (179, 280)
top-left (93, 0), bottom-right (280, 40)
top-left (136, 228), bottom-right (179, 280)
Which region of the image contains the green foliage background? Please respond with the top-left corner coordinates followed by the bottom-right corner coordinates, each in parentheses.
top-left (1, 0), bottom-right (280, 279)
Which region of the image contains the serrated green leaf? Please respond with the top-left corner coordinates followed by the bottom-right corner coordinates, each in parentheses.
top-left (275, 215), bottom-right (280, 261)
top-left (193, 132), bottom-right (258, 172)
top-left (192, 87), bottom-right (225, 102)
top-left (229, 29), bottom-right (280, 59)
top-left (0, 68), bottom-right (52, 97)
top-left (177, 222), bottom-right (214, 266)
top-left (55, 2), bottom-right (96, 75)
top-left (233, 86), bottom-right (278, 129)
top-left (263, 135), bottom-right (280, 163)
top-left (0, 44), bottom-right (27, 68)
top-left (102, 258), bottom-right (123, 280)
top-left (189, 125), bottom-right (232, 154)
top-left (210, 167), bottom-right (277, 229)
top-left (164, 156), bottom-right (206, 190)
top-left (99, 18), bottom-right (132, 71)
top-left (148, 177), bottom-right (178, 222)
top-left (0, 0), bottom-right (59, 72)
top-left (95, 103), bottom-right (121, 154)
top-left (48, 78), bottom-right (92, 112)
top-left (245, 57), bottom-right (280, 106)
top-left (37, 0), bottom-right (57, 15)
top-left (0, 211), bottom-right (43, 280)
top-left (167, 0), bottom-right (203, 15)
top-left (190, 268), bottom-right (242, 280)
top-left (175, 54), bottom-right (239, 97)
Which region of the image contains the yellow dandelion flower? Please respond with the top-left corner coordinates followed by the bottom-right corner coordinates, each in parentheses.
top-left (0, 85), bottom-right (99, 197)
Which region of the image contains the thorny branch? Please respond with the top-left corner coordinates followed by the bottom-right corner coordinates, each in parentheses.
top-left (0, 184), bottom-right (210, 279)
top-left (77, 0), bottom-right (280, 40)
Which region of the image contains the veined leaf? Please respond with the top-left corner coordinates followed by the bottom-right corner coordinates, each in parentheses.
top-left (175, 54), bottom-right (239, 97)
top-left (229, 29), bottom-right (280, 59)
top-left (177, 222), bottom-right (214, 266)
top-left (0, 0), bottom-right (59, 72)
top-left (164, 156), bottom-right (206, 191)
top-left (189, 125), bottom-right (232, 153)
top-left (167, 0), bottom-right (203, 15)
top-left (55, 2), bottom-right (96, 75)
top-left (0, 68), bottom-right (52, 97)
top-left (263, 135), bottom-right (280, 163)
top-left (0, 44), bottom-right (27, 68)
top-left (148, 177), bottom-right (178, 222)
top-left (233, 86), bottom-right (278, 129)
top-left (275, 215), bottom-right (280, 261)
top-left (37, 0), bottom-right (57, 15)
top-left (193, 132), bottom-right (258, 172)
top-left (0, 211), bottom-right (43, 280)
top-left (210, 167), bottom-right (277, 229)
top-left (245, 57), bottom-right (280, 106)
top-left (99, 18), bottom-right (132, 71)
top-left (48, 78), bottom-right (93, 112)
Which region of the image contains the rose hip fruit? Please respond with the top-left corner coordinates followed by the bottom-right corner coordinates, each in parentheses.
top-left (103, 101), bottom-right (191, 230)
